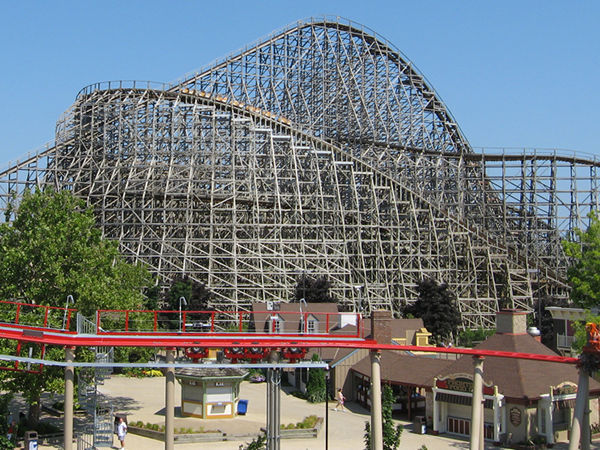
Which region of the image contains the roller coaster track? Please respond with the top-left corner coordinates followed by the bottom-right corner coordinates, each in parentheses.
top-left (0, 17), bottom-right (598, 329)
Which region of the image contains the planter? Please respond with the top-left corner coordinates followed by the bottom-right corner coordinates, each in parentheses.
top-left (128, 425), bottom-right (225, 443)
top-left (262, 417), bottom-right (323, 440)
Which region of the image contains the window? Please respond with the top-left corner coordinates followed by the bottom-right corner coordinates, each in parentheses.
top-left (307, 318), bottom-right (317, 334)
top-left (448, 417), bottom-right (493, 440)
top-left (270, 315), bottom-right (283, 333)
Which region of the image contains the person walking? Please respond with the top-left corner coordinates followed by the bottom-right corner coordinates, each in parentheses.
top-left (117, 416), bottom-right (127, 449)
top-left (334, 388), bottom-right (345, 411)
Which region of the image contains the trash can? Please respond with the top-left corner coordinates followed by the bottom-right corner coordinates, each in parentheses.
top-left (24, 430), bottom-right (38, 450)
top-left (237, 399), bottom-right (249, 415)
top-left (413, 416), bottom-right (426, 434)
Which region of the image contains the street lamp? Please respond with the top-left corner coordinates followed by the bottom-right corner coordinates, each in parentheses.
top-left (179, 296), bottom-right (187, 332)
top-left (353, 285), bottom-right (364, 313)
top-left (62, 295), bottom-right (74, 330)
top-left (299, 298), bottom-right (307, 333)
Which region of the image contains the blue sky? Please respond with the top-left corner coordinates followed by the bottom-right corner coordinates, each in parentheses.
top-left (1, 1), bottom-right (598, 165)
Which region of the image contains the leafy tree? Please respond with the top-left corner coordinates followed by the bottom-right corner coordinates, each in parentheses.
top-left (0, 189), bottom-right (152, 424)
top-left (162, 276), bottom-right (212, 331)
top-left (143, 284), bottom-right (162, 310)
top-left (0, 435), bottom-right (13, 450)
top-left (165, 275), bottom-right (211, 311)
top-left (533, 296), bottom-right (562, 352)
top-left (294, 275), bottom-right (334, 303)
top-left (570, 311), bottom-right (600, 354)
top-left (403, 279), bottom-right (461, 344)
top-left (457, 328), bottom-right (495, 348)
top-left (364, 384), bottom-right (403, 450)
top-left (563, 211), bottom-right (600, 308)
top-left (305, 353), bottom-right (326, 402)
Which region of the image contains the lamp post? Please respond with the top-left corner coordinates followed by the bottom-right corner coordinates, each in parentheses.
top-left (62, 295), bottom-right (74, 330)
top-left (353, 285), bottom-right (364, 313)
top-left (325, 370), bottom-right (330, 450)
top-left (300, 298), bottom-right (307, 333)
top-left (179, 296), bottom-right (187, 332)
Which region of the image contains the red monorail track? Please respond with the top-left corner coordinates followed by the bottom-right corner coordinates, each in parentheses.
top-left (0, 301), bottom-right (579, 365)
top-left (0, 325), bottom-right (578, 365)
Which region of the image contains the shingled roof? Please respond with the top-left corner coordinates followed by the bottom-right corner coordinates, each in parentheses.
top-left (352, 351), bottom-right (452, 389)
top-left (437, 327), bottom-right (600, 400)
top-left (251, 302), bottom-right (340, 333)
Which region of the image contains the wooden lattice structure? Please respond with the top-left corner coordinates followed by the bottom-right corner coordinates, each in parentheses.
top-left (0, 17), bottom-right (598, 328)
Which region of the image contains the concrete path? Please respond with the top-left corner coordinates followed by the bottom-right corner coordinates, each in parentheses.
top-left (27, 374), bottom-right (600, 449)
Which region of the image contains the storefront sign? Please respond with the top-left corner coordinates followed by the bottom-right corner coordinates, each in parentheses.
top-left (436, 377), bottom-right (495, 395)
top-left (447, 378), bottom-right (473, 393)
top-left (509, 407), bottom-right (522, 426)
top-left (553, 384), bottom-right (577, 396)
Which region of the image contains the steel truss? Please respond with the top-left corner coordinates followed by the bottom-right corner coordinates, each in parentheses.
top-left (0, 17), bottom-right (598, 328)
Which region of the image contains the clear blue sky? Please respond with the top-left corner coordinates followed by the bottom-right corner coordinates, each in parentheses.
top-left (1, 1), bottom-right (598, 165)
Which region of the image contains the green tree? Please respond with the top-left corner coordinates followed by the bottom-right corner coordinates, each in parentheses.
top-left (563, 211), bottom-right (600, 308)
top-left (533, 296), bottom-right (561, 352)
top-left (457, 328), bottom-right (495, 348)
top-left (364, 384), bottom-right (403, 450)
top-left (294, 275), bottom-right (333, 303)
top-left (162, 276), bottom-right (212, 331)
top-left (0, 189), bottom-right (152, 424)
top-left (305, 353), bottom-right (326, 402)
top-left (165, 275), bottom-right (211, 311)
top-left (403, 279), bottom-right (461, 344)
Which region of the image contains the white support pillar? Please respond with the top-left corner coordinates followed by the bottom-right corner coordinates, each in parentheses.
top-left (64, 346), bottom-right (75, 450)
top-left (492, 393), bottom-right (501, 443)
top-left (470, 356), bottom-right (484, 450)
top-left (432, 385), bottom-right (439, 433)
top-left (539, 393), bottom-right (554, 446)
top-left (370, 350), bottom-right (383, 450)
top-left (165, 348), bottom-right (175, 450)
top-left (568, 368), bottom-right (589, 450)
top-left (545, 401), bottom-right (553, 445)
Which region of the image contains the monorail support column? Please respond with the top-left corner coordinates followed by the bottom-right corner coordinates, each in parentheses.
top-left (370, 350), bottom-right (383, 450)
top-left (470, 356), bottom-right (484, 450)
top-left (370, 310), bottom-right (391, 450)
top-left (165, 348), bottom-right (175, 450)
top-left (266, 351), bottom-right (281, 450)
top-left (569, 322), bottom-right (600, 450)
top-left (64, 346), bottom-right (75, 450)
top-left (568, 367), bottom-right (589, 450)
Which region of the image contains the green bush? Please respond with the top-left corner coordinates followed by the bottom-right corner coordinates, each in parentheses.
top-left (305, 354), bottom-right (326, 402)
top-left (281, 415), bottom-right (320, 430)
top-left (0, 435), bottom-right (14, 450)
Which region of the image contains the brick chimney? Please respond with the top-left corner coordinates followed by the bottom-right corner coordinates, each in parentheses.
top-left (371, 310), bottom-right (392, 344)
top-left (496, 309), bottom-right (528, 335)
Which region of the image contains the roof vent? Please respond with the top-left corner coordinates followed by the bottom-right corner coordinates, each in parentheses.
top-left (527, 326), bottom-right (541, 337)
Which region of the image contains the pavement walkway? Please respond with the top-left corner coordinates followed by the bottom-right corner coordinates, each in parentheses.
top-left (18, 374), bottom-right (600, 449)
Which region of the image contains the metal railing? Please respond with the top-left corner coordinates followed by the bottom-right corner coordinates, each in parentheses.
top-left (556, 333), bottom-right (575, 349)
top-left (95, 308), bottom-right (364, 338)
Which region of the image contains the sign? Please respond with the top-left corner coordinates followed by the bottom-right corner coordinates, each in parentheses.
top-left (553, 383), bottom-right (577, 396)
top-left (509, 407), bottom-right (522, 426)
top-left (436, 377), bottom-right (495, 395)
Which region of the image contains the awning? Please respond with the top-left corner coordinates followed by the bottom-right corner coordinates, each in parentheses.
top-left (435, 392), bottom-right (493, 409)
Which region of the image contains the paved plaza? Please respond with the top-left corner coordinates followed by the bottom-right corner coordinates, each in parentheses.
top-left (22, 374), bottom-right (599, 449)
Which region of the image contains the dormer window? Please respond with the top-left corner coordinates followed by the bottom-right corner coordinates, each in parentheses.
top-left (270, 314), bottom-right (284, 333)
top-left (301, 314), bottom-right (318, 334)
top-left (307, 317), bottom-right (317, 334)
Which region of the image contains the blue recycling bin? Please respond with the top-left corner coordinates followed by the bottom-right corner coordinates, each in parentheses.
top-left (237, 399), bottom-right (249, 415)
top-left (24, 431), bottom-right (38, 449)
